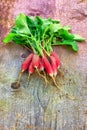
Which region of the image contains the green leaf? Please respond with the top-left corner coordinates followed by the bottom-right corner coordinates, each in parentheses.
top-left (15, 13), bottom-right (31, 34)
top-left (3, 33), bottom-right (19, 43)
top-left (56, 40), bottom-right (79, 51)
top-left (58, 29), bottom-right (74, 40)
top-left (50, 19), bottom-right (60, 24)
top-left (73, 34), bottom-right (85, 41)
top-left (36, 16), bottom-right (43, 25)
top-left (63, 26), bottom-right (71, 31)
top-left (50, 23), bottom-right (63, 33)
top-left (26, 15), bottom-right (35, 27)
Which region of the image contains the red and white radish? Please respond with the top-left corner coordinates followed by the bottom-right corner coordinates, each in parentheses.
top-left (32, 54), bottom-right (40, 68)
top-left (51, 51), bottom-right (61, 69)
top-left (28, 62), bottom-right (35, 74)
top-left (39, 58), bottom-right (44, 71)
top-left (21, 53), bottom-right (33, 72)
top-left (42, 55), bottom-right (53, 77)
top-left (50, 55), bottom-right (57, 76)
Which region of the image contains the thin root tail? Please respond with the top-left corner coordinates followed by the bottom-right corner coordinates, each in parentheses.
top-left (51, 76), bottom-right (76, 100)
top-left (36, 68), bottom-right (48, 86)
top-left (17, 71), bottom-right (23, 85)
top-left (27, 73), bottom-right (31, 87)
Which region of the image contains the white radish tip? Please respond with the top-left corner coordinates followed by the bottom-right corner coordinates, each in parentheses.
top-left (34, 66), bottom-right (37, 68)
top-left (29, 71), bottom-right (33, 74)
top-left (40, 67), bottom-right (44, 71)
top-left (54, 71), bottom-right (57, 77)
top-left (21, 70), bottom-right (25, 72)
top-left (57, 65), bottom-right (60, 69)
top-left (49, 73), bottom-right (53, 77)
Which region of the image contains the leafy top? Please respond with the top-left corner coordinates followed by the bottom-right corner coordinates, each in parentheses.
top-left (3, 13), bottom-right (85, 56)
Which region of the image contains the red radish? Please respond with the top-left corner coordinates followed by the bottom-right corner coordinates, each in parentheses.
top-left (50, 55), bottom-right (57, 76)
top-left (28, 62), bottom-right (35, 74)
top-left (51, 51), bottom-right (61, 69)
top-left (21, 53), bottom-right (33, 72)
top-left (39, 58), bottom-right (44, 71)
top-left (32, 54), bottom-right (40, 68)
top-left (42, 56), bottom-right (53, 77)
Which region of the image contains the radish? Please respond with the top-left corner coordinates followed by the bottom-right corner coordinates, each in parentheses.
top-left (21, 53), bottom-right (33, 72)
top-left (32, 54), bottom-right (40, 68)
top-left (51, 51), bottom-right (61, 69)
top-left (42, 56), bottom-right (53, 77)
top-left (50, 55), bottom-right (57, 76)
top-left (42, 55), bottom-right (62, 91)
top-left (28, 62), bottom-right (35, 74)
top-left (39, 58), bottom-right (44, 71)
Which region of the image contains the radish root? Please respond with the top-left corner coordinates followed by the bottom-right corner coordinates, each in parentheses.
top-left (36, 68), bottom-right (48, 86)
top-left (27, 73), bottom-right (30, 81)
top-left (27, 73), bottom-right (31, 87)
top-left (17, 71), bottom-right (23, 85)
top-left (51, 76), bottom-right (76, 100)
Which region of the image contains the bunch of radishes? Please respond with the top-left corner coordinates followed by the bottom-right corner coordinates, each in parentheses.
top-left (21, 51), bottom-right (61, 79)
top-left (3, 13), bottom-right (85, 96)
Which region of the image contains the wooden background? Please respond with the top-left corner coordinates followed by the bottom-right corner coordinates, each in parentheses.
top-left (0, 0), bottom-right (87, 130)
